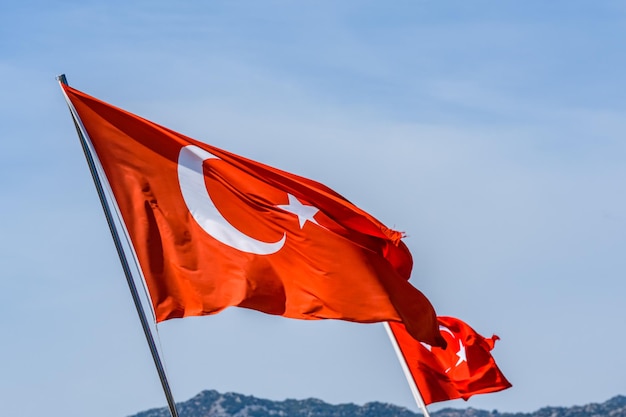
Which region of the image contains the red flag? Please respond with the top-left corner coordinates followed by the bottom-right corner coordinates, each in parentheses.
top-left (62, 84), bottom-right (444, 346)
top-left (388, 317), bottom-right (511, 405)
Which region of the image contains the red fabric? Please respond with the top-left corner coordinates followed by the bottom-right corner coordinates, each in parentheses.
top-left (63, 84), bottom-right (444, 346)
top-left (389, 317), bottom-right (511, 405)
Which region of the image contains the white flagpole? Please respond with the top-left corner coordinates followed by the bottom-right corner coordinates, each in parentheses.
top-left (57, 74), bottom-right (180, 417)
top-left (384, 322), bottom-right (431, 417)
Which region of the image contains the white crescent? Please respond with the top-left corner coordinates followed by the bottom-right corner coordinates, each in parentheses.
top-left (420, 325), bottom-right (461, 353)
top-left (439, 325), bottom-right (455, 338)
top-left (177, 144), bottom-right (286, 255)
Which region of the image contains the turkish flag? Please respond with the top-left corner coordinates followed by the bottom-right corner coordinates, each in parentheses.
top-left (388, 317), bottom-right (511, 405)
top-left (62, 84), bottom-right (444, 346)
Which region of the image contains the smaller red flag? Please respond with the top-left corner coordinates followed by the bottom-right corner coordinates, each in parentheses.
top-left (388, 317), bottom-right (511, 405)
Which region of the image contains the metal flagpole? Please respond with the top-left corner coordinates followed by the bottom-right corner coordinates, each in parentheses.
top-left (384, 322), bottom-right (432, 417)
top-left (57, 74), bottom-right (180, 417)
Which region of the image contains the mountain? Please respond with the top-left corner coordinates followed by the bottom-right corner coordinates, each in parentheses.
top-left (128, 390), bottom-right (626, 417)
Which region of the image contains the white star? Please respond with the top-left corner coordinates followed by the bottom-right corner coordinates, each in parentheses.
top-left (277, 194), bottom-right (320, 229)
top-left (454, 339), bottom-right (467, 367)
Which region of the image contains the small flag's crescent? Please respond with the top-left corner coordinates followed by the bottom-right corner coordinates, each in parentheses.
top-left (177, 145), bottom-right (286, 255)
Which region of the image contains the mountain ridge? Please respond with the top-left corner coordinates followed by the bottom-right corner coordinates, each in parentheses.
top-left (129, 390), bottom-right (626, 417)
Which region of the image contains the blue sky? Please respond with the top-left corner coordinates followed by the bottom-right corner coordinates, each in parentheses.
top-left (1, 2), bottom-right (625, 417)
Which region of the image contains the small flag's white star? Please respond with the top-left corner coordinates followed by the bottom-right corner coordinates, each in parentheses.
top-left (455, 339), bottom-right (467, 367)
top-left (277, 194), bottom-right (320, 229)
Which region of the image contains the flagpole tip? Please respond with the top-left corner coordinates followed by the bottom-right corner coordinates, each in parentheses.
top-left (57, 74), bottom-right (68, 85)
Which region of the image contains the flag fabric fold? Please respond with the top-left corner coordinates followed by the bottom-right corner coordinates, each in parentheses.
top-left (62, 84), bottom-right (444, 346)
top-left (388, 316), bottom-right (511, 405)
